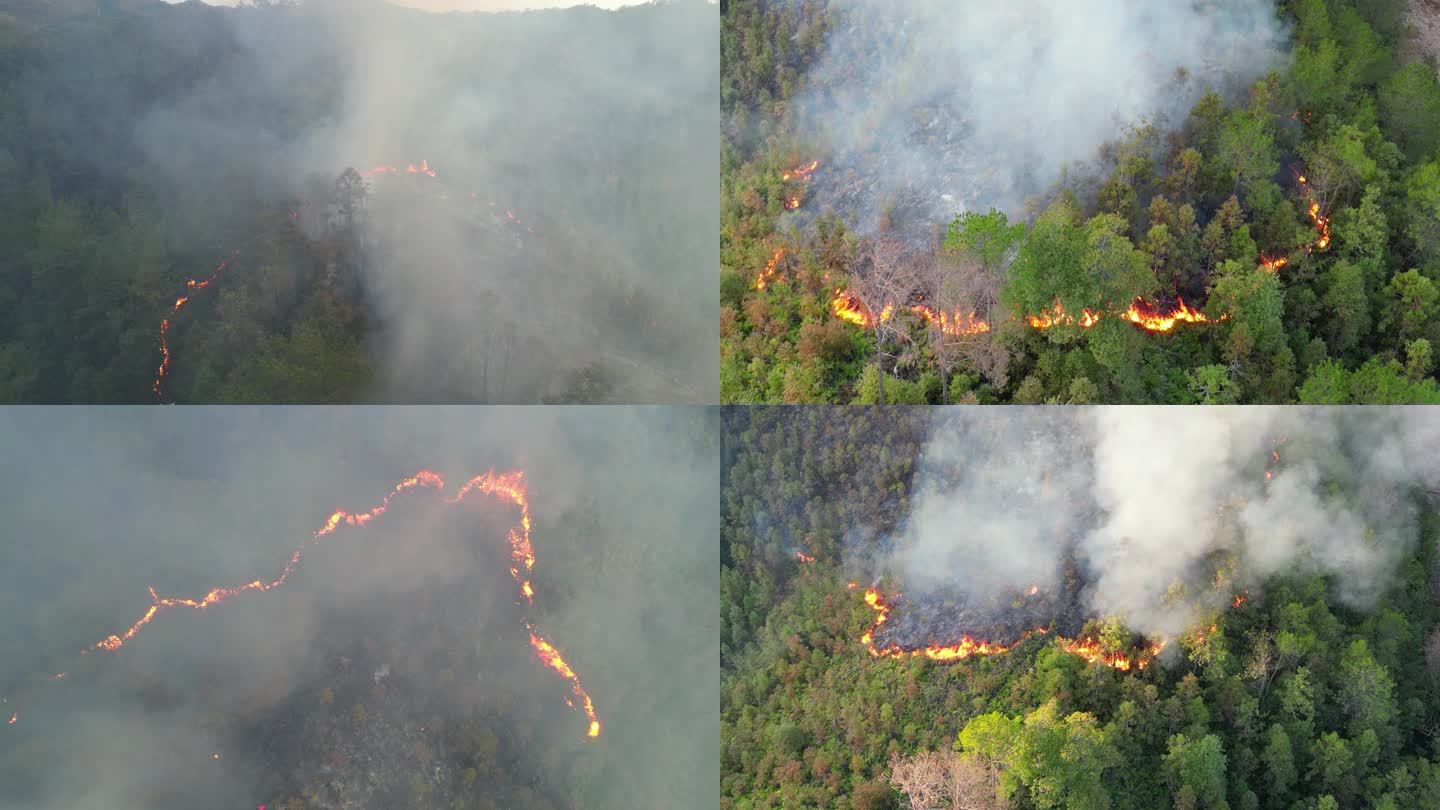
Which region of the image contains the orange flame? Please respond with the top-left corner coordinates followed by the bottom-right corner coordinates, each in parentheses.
top-left (1027, 301), bottom-right (1103, 330)
top-left (796, 551), bottom-right (816, 564)
top-left (1260, 255), bottom-right (1289, 274)
top-left (77, 469), bottom-right (597, 739)
top-left (528, 632), bottom-right (601, 738)
top-left (910, 304), bottom-right (991, 336)
top-left (1058, 637), bottom-right (1166, 671)
top-left (859, 588), bottom-right (1163, 671)
top-left (1232, 593), bottom-right (1248, 609)
top-left (833, 291), bottom-right (1222, 336)
top-left (1296, 174), bottom-right (1331, 252)
top-left (755, 248), bottom-right (785, 291)
top-left (1120, 298), bottom-right (1215, 332)
top-left (780, 160), bottom-right (819, 182)
top-left (153, 249), bottom-right (243, 401)
top-left (830, 290), bottom-right (875, 328)
top-left (367, 160), bottom-right (438, 179)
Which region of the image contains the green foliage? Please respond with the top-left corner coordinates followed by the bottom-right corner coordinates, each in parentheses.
top-left (2, 0), bottom-right (713, 403)
top-left (722, 408), bottom-right (1440, 810)
top-left (720, 0), bottom-right (1440, 403)
top-left (960, 702), bottom-right (1119, 810)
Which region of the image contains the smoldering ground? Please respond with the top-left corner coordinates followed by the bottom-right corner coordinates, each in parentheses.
top-left (0, 406), bottom-right (719, 809)
top-left (788, 0), bottom-right (1286, 235)
top-left (882, 408), bottom-right (1440, 644)
top-left (21, 0), bottom-right (718, 402)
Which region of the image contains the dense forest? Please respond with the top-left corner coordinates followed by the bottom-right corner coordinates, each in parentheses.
top-left (0, 0), bottom-right (717, 403)
top-left (721, 0), bottom-right (1440, 403)
top-left (0, 408), bottom-right (719, 810)
top-left (721, 407), bottom-right (1440, 809)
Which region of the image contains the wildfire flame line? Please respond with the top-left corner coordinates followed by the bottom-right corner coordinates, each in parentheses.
top-left (1258, 174), bottom-right (1331, 274)
top-left (858, 587), bottom-right (1165, 670)
top-left (148, 160), bottom-right (545, 401)
top-left (153, 249), bottom-right (244, 401)
top-left (854, 442), bottom-right (1286, 671)
top-left (822, 164), bottom-right (1333, 332)
top-left (780, 161), bottom-right (818, 211)
top-left (9, 469), bottom-right (599, 739)
top-left (831, 292), bottom-right (1216, 336)
top-left (755, 248), bottom-right (786, 291)
top-left (367, 160), bottom-right (438, 179)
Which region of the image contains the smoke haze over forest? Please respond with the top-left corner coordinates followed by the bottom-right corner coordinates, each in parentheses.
top-left (891, 408), bottom-right (1440, 640)
top-left (793, 0), bottom-right (1287, 230)
top-left (0, 0), bottom-right (717, 403)
top-left (0, 407), bottom-right (718, 809)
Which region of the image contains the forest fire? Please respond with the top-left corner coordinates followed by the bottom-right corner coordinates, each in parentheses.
top-left (781, 160), bottom-right (819, 182)
top-left (153, 249), bottom-right (243, 400)
top-left (1260, 255), bottom-right (1289, 273)
top-left (832, 292), bottom-right (1215, 336)
top-left (859, 589), bottom-right (1039, 662)
top-left (146, 162), bottom-right (543, 401)
top-left (910, 304), bottom-right (991, 336)
top-left (779, 160), bottom-right (818, 209)
top-left (528, 632), bottom-right (601, 738)
top-left (18, 470), bottom-right (599, 740)
top-left (858, 587), bottom-right (1166, 671)
top-left (1297, 175), bottom-right (1331, 251)
top-left (830, 290), bottom-right (873, 327)
top-left (796, 551), bottom-right (816, 564)
top-left (1058, 637), bottom-right (1166, 671)
top-left (755, 248), bottom-right (786, 290)
top-left (1026, 302), bottom-right (1102, 330)
top-left (1120, 298), bottom-right (1215, 331)
top-left (367, 160), bottom-right (438, 178)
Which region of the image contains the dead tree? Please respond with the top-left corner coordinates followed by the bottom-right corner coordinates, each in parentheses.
top-left (889, 750), bottom-right (1006, 810)
top-left (848, 235), bottom-right (919, 403)
top-left (924, 245), bottom-right (1011, 400)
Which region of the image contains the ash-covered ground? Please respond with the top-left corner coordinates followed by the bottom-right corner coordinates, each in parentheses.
top-left (869, 559), bottom-right (1093, 651)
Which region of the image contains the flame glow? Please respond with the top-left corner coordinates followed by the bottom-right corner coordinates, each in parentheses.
top-left (153, 249), bottom-right (243, 401)
top-left (755, 248), bottom-right (785, 291)
top-left (858, 588), bottom-right (1165, 671)
top-left (33, 469), bottom-right (599, 739)
top-left (832, 292), bottom-right (1221, 336)
top-left (1260, 255), bottom-right (1289, 274)
top-left (796, 551), bottom-right (816, 564)
top-left (1058, 637), bottom-right (1166, 671)
top-left (825, 166), bottom-right (1337, 337)
top-left (367, 160), bottom-right (438, 179)
top-left (780, 160), bottom-right (819, 182)
top-left (910, 304), bottom-right (992, 336)
top-left (859, 589), bottom-right (1042, 660)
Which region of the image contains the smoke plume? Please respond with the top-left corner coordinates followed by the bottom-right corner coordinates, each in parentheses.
top-left (17, 0), bottom-right (717, 402)
top-left (0, 406), bottom-right (718, 809)
top-left (794, 0), bottom-right (1285, 232)
top-left (889, 408), bottom-right (1440, 640)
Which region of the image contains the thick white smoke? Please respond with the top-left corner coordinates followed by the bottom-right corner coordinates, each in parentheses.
top-left (798, 0), bottom-right (1286, 228)
top-left (891, 408), bottom-right (1440, 640)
